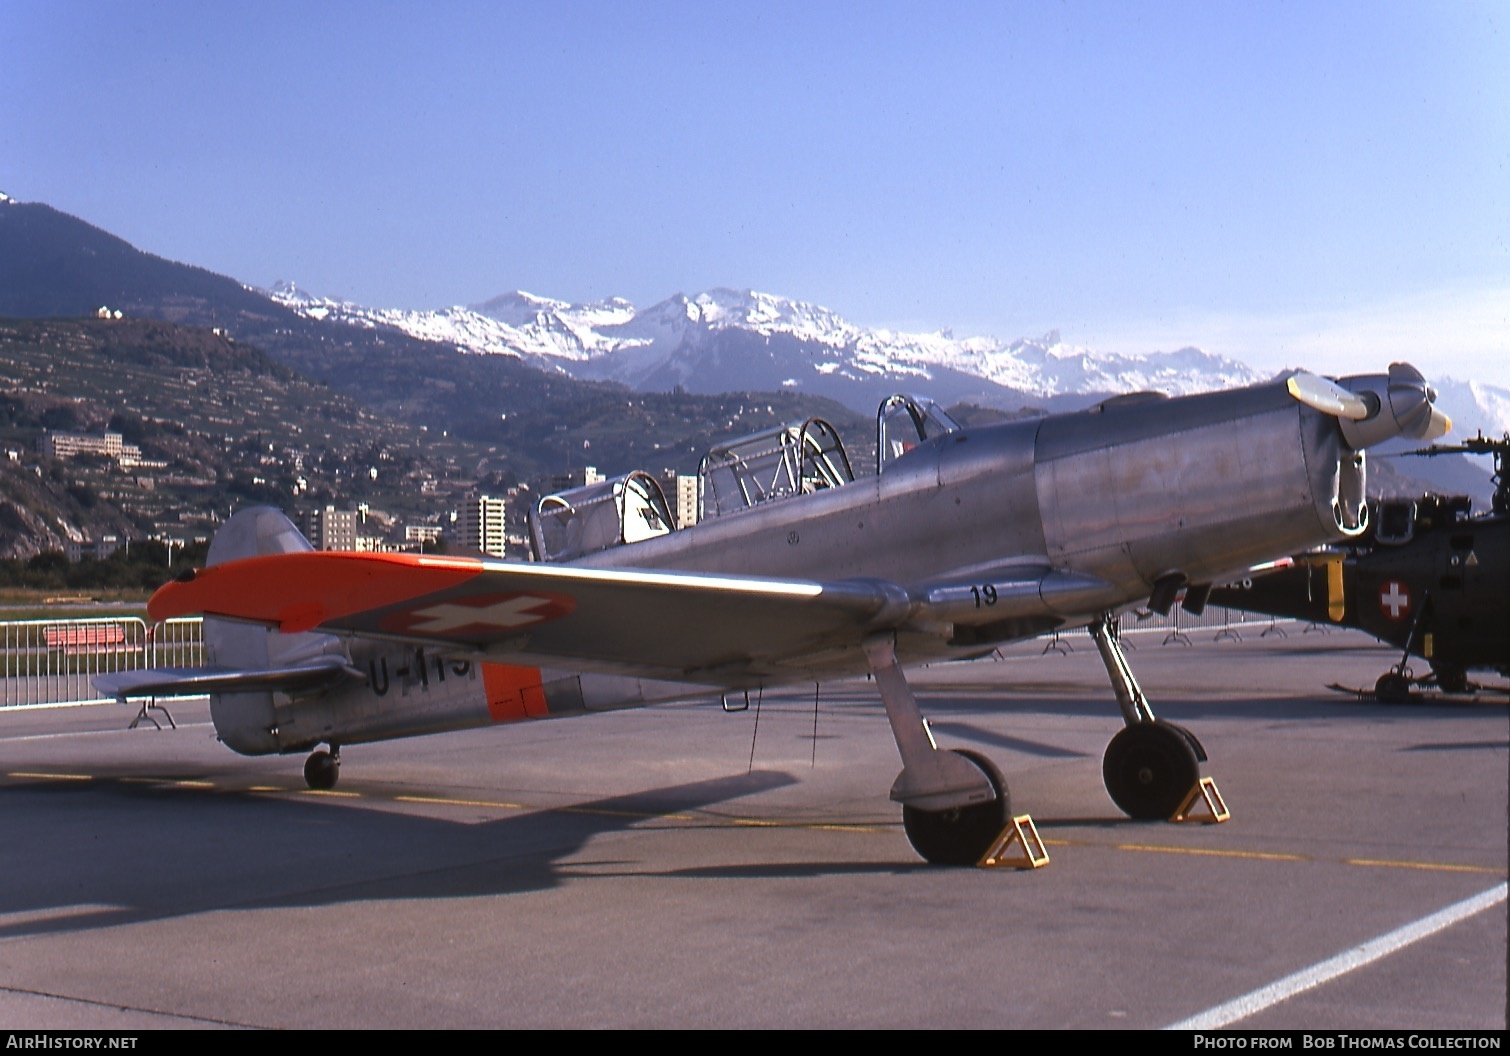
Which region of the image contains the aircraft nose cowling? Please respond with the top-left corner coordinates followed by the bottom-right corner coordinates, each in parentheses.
top-left (1335, 362), bottom-right (1451, 450)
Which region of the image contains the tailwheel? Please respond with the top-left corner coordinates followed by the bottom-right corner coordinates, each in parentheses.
top-left (902, 749), bottom-right (1010, 866)
top-left (304, 747), bottom-right (340, 790)
top-left (1103, 720), bottom-right (1200, 820)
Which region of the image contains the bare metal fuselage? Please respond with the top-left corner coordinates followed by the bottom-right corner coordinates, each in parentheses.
top-left (205, 377), bottom-right (1359, 756)
top-left (580, 381), bottom-right (1348, 655)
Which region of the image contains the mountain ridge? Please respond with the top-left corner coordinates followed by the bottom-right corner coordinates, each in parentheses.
top-left (268, 281), bottom-right (1273, 414)
top-left (3, 194), bottom-right (1504, 513)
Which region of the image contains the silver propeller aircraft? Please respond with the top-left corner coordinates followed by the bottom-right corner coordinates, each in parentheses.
top-left (100, 362), bottom-right (1448, 865)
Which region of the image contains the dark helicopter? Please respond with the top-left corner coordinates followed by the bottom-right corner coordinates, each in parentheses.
top-left (1209, 432), bottom-right (1509, 702)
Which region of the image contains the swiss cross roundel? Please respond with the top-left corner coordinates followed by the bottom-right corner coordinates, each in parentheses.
top-left (1378, 579), bottom-right (1412, 622)
top-left (379, 591), bottom-right (575, 637)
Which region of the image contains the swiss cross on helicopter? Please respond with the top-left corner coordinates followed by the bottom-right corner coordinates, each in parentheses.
top-left (1378, 580), bottom-right (1412, 622)
top-left (1211, 428), bottom-right (1508, 704)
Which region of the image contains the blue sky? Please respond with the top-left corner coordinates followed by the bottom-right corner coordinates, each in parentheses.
top-left (5, 1), bottom-right (1507, 385)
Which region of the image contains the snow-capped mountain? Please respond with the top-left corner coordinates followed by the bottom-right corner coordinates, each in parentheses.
top-left (266, 283), bottom-right (1269, 413)
top-left (1433, 378), bottom-right (1510, 442)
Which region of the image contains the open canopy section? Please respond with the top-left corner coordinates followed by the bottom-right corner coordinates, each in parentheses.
top-left (876, 394), bottom-right (961, 475)
top-left (530, 470), bottom-right (677, 563)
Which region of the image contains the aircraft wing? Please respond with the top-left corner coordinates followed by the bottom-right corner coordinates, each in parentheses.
top-left (146, 551), bottom-right (916, 683)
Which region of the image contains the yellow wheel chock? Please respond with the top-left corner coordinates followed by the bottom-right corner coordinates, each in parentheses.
top-left (978, 814), bottom-right (1050, 869)
top-left (1171, 776), bottom-right (1229, 823)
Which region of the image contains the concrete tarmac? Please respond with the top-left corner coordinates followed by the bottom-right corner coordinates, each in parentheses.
top-left (1, 626), bottom-right (1505, 1030)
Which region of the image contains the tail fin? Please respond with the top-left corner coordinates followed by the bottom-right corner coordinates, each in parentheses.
top-left (202, 507), bottom-right (348, 674)
top-left (94, 507), bottom-right (357, 754)
top-left (204, 508), bottom-right (350, 754)
top-left (207, 504), bottom-right (316, 563)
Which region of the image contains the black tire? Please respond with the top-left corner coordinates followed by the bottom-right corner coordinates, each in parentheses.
top-left (901, 749), bottom-right (1010, 866)
top-left (1433, 666), bottom-right (1469, 695)
top-left (304, 749), bottom-right (340, 790)
top-left (1102, 721), bottom-right (1200, 820)
top-left (1375, 672), bottom-right (1413, 704)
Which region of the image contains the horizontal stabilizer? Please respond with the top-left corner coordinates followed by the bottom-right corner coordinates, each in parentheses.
top-left (93, 655), bottom-right (361, 701)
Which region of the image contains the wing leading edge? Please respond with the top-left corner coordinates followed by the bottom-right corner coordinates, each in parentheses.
top-left (148, 551), bottom-right (1118, 684)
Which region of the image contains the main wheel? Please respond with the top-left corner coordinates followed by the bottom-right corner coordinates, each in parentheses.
top-left (901, 749), bottom-right (1010, 866)
top-left (304, 749), bottom-right (340, 790)
top-left (1103, 721), bottom-right (1200, 820)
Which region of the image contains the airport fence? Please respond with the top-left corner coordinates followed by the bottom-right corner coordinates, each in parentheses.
top-left (1059, 603), bottom-right (1309, 650)
top-left (0, 616), bottom-right (204, 709)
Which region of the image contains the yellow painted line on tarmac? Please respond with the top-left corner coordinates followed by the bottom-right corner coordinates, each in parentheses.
top-left (395, 794), bottom-right (526, 810)
top-left (1107, 840), bottom-right (1500, 876)
top-left (728, 818), bottom-right (885, 834)
top-left (389, 794), bottom-right (886, 834)
top-left (386, 792), bottom-right (891, 834)
top-left (5, 766), bottom-right (1504, 876)
top-left (560, 806), bottom-right (697, 821)
top-left (1345, 857), bottom-right (1506, 875)
top-left (1117, 842), bottom-right (1308, 862)
top-left (102, 776), bottom-right (218, 790)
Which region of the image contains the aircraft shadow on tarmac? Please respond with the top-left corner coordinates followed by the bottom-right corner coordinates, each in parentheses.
top-left (926, 719), bottom-right (1092, 759)
top-left (0, 768), bottom-right (797, 939)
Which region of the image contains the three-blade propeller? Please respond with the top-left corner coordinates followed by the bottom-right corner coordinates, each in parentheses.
top-left (1286, 372), bottom-right (1372, 420)
top-left (1286, 363), bottom-right (1451, 448)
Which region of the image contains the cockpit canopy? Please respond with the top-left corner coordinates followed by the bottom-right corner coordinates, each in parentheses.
top-left (528, 395), bottom-right (963, 561)
top-left (876, 394), bottom-right (961, 475)
top-left (529, 470), bottom-right (676, 563)
top-left (698, 417), bottom-right (856, 520)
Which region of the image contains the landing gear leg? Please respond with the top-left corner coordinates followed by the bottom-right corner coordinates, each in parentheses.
top-left (304, 745), bottom-right (340, 790)
top-left (1089, 614), bottom-right (1207, 820)
top-left (1377, 593), bottom-right (1433, 702)
top-left (862, 633), bottom-right (1007, 865)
